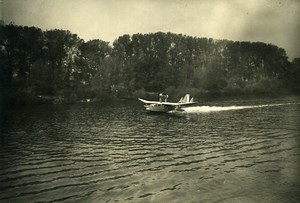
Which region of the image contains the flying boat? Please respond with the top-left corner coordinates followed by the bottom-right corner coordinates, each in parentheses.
top-left (138, 93), bottom-right (197, 113)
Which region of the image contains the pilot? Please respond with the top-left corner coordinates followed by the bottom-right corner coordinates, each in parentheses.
top-left (159, 93), bottom-right (168, 102)
top-left (164, 94), bottom-right (168, 102)
top-left (159, 93), bottom-right (163, 102)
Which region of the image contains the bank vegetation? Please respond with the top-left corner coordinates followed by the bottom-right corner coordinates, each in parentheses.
top-left (1, 23), bottom-right (300, 106)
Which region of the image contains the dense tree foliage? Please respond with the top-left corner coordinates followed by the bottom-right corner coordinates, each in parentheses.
top-left (1, 24), bottom-right (299, 105)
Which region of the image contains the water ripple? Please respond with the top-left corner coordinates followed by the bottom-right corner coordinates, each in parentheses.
top-left (1, 99), bottom-right (300, 202)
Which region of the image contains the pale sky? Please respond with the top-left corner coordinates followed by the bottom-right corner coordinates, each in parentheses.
top-left (2, 0), bottom-right (300, 59)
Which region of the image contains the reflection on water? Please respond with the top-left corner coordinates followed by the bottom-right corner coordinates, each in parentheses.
top-left (1, 97), bottom-right (300, 202)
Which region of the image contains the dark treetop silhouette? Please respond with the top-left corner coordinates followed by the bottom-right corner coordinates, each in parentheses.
top-left (1, 23), bottom-right (300, 106)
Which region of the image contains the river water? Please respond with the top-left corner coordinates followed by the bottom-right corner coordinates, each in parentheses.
top-left (1, 96), bottom-right (300, 202)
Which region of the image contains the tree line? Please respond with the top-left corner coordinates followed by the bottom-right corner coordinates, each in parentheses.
top-left (1, 23), bottom-right (300, 105)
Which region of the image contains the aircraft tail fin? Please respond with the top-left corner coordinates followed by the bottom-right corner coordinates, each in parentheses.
top-left (181, 94), bottom-right (190, 103)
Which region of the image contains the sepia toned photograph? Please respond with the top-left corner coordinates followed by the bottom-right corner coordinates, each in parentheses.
top-left (0, 0), bottom-right (300, 202)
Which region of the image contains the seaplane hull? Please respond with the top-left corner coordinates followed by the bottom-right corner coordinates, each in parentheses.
top-left (145, 103), bottom-right (175, 112)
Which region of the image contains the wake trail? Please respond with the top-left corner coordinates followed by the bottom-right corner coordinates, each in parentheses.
top-left (182, 103), bottom-right (299, 113)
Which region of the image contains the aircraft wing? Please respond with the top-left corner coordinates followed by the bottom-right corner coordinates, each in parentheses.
top-left (138, 98), bottom-right (197, 106)
top-left (177, 101), bottom-right (198, 107)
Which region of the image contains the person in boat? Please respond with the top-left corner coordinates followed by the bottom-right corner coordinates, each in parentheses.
top-left (159, 93), bottom-right (168, 102)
